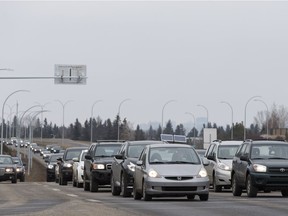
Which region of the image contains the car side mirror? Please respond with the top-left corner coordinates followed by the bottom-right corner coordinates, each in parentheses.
top-left (207, 155), bottom-right (215, 161)
top-left (114, 154), bottom-right (123, 160)
top-left (136, 161), bottom-right (143, 166)
top-left (85, 154), bottom-right (92, 160)
top-left (72, 157), bottom-right (79, 162)
top-left (240, 155), bottom-right (248, 161)
top-left (202, 158), bottom-right (210, 166)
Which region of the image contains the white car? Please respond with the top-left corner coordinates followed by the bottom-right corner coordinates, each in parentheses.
top-left (72, 149), bottom-right (88, 188)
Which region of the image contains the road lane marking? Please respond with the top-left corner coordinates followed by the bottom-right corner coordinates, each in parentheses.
top-left (52, 188), bottom-right (61, 191)
top-left (86, 199), bottom-right (102, 203)
top-left (66, 194), bottom-right (78, 197)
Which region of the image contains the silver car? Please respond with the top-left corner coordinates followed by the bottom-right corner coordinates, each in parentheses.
top-left (133, 143), bottom-right (209, 201)
top-left (204, 140), bottom-right (242, 192)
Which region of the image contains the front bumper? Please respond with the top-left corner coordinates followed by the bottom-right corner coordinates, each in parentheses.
top-left (91, 170), bottom-right (111, 185)
top-left (61, 167), bottom-right (73, 181)
top-left (0, 168), bottom-right (16, 181)
top-left (144, 176), bottom-right (209, 196)
top-left (250, 172), bottom-right (288, 190)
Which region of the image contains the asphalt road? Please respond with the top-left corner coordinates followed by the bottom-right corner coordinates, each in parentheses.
top-left (1, 181), bottom-right (288, 216)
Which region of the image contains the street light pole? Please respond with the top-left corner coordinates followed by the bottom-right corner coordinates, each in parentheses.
top-left (254, 99), bottom-right (269, 139)
top-left (90, 100), bottom-right (103, 143)
top-left (117, 98), bottom-right (131, 141)
top-left (185, 112), bottom-right (196, 145)
top-left (244, 96), bottom-right (261, 140)
top-left (34, 102), bottom-right (50, 144)
top-left (197, 104), bottom-right (209, 128)
top-left (55, 100), bottom-right (73, 145)
top-left (161, 100), bottom-right (176, 134)
top-left (220, 101), bottom-right (234, 140)
top-left (1, 89), bottom-right (29, 154)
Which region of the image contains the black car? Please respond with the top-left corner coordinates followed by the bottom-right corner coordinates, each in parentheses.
top-left (57, 146), bottom-right (88, 185)
top-left (0, 155), bottom-right (17, 183)
top-left (46, 153), bottom-right (64, 182)
top-left (231, 140), bottom-right (288, 197)
top-left (83, 141), bottom-right (123, 192)
top-left (111, 140), bottom-right (165, 197)
top-left (12, 156), bottom-right (26, 182)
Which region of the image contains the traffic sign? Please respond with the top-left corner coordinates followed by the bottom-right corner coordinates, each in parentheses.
top-left (54, 64), bottom-right (87, 84)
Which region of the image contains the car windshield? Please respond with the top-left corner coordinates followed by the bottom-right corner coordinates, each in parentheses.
top-left (95, 145), bottom-right (121, 157)
top-left (65, 149), bottom-right (84, 160)
top-left (0, 156), bottom-right (13, 164)
top-left (149, 147), bottom-right (201, 164)
top-left (50, 155), bottom-right (62, 162)
top-left (12, 158), bottom-right (22, 165)
top-left (127, 144), bottom-right (147, 158)
top-left (251, 144), bottom-right (288, 159)
top-left (217, 145), bottom-right (239, 159)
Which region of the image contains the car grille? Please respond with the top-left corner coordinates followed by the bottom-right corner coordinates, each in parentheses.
top-left (162, 186), bottom-right (197, 191)
top-left (165, 176), bottom-right (193, 181)
top-left (268, 167), bottom-right (288, 174)
top-left (106, 164), bottom-right (112, 170)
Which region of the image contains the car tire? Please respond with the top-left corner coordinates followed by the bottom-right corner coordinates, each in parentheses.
top-left (232, 174), bottom-right (242, 196)
top-left (83, 172), bottom-right (90, 191)
top-left (213, 175), bottom-right (222, 192)
top-left (142, 181), bottom-right (152, 201)
top-left (77, 182), bottom-right (83, 188)
top-left (11, 176), bottom-right (17, 184)
top-left (90, 176), bottom-right (99, 192)
top-left (133, 184), bottom-right (142, 200)
top-left (246, 174), bottom-right (257, 197)
top-left (199, 194), bottom-right (209, 201)
top-left (111, 174), bottom-right (121, 196)
top-left (121, 173), bottom-right (131, 197)
top-left (187, 195), bottom-right (195, 200)
top-left (281, 190), bottom-right (288, 197)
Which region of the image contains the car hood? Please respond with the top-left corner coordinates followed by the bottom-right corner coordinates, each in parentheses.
top-left (252, 159), bottom-right (288, 167)
top-left (150, 164), bottom-right (203, 176)
top-left (218, 159), bottom-right (232, 168)
top-left (93, 157), bottom-right (114, 163)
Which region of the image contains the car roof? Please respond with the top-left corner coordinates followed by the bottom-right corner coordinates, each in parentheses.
top-left (65, 146), bottom-right (88, 150)
top-left (247, 140), bottom-right (288, 145)
top-left (148, 143), bottom-right (192, 148)
top-left (213, 140), bottom-right (243, 146)
top-left (126, 140), bottom-right (165, 145)
top-left (94, 142), bottom-right (123, 145)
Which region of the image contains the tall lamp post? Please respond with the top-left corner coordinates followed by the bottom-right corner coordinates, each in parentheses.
top-left (35, 102), bottom-right (50, 144)
top-left (161, 100), bottom-right (176, 134)
top-left (117, 98), bottom-right (131, 141)
top-left (220, 101), bottom-right (234, 140)
top-left (185, 112), bottom-right (196, 145)
top-left (197, 104), bottom-right (209, 128)
top-left (1, 89), bottom-right (29, 154)
top-left (91, 100), bottom-right (103, 143)
top-left (254, 99), bottom-right (269, 139)
top-left (244, 96), bottom-right (261, 140)
top-left (55, 100), bottom-right (73, 145)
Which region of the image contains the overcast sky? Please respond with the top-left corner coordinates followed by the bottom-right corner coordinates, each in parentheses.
top-left (1, 0), bottom-right (288, 131)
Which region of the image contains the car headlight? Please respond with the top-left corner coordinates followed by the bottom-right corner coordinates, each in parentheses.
top-left (92, 164), bottom-right (105, 170)
top-left (127, 162), bottom-right (136, 172)
top-left (63, 163), bottom-right (72, 168)
top-left (253, 164), bottom-right (267, 172)
top-left (16, 167), bottom-right (23, 172)
top-left (48, 164), bottom-right (54, 169)
top-left (5, 168), bottom-right (13, 173)
top-left (197, 167), bottom-right (208, 178)
top-left (218, 162), bottom-right (231, 171)
top-left (148, 169), bottom-right (160, 178)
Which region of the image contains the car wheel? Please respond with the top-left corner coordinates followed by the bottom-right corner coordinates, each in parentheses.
top-left (90, 176), bottom-right (99, 192)
top-left (199, 194), bottom-right (209, 201)
top-left (121, 173), bottom-right (131, 197)
top-left (232, 174), bottom-right (242, 196)
top-left (187, 195), bottom-right (195, 200)
top-left (83, 172), bottom-right (90, 191)
top-left (20, 175), bottom-right (25, 182)
top-left (77, 182), bottom-right (83, 188)
top-left (142, 181), bottom-right (152, 201)
top-left (111, 174), bottom-right (121, 196)
top-left (213, 175), bottom-right (222, 192)
top-left (281, 189), bottom-right (288, 197)
top-left (133, 184), bottom-right (142, 200)
top-left (11, 176), bottom-right (17, 184)
top-left (246, 174), bottom-right (257, 197)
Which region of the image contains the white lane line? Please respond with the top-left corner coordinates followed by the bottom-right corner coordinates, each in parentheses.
top-left (66, 194), bottom-right (79, 197)
top-left (52, 188), bottom-right (61, 192)
top-left (86, 199), bottom-right (102, 203)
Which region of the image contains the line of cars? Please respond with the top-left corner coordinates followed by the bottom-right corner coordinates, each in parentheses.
top-left (46, 140), bottom-right (211, 201)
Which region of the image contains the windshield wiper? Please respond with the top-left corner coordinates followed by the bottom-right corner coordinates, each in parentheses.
top-left (150, 161), bottom-right (166, 164)
top-left (267, 157), bottom-right (288, 160)
top-left (95, 155), bottom-right (109, 157)
top-left (169, 161), bottom-right (198, 164)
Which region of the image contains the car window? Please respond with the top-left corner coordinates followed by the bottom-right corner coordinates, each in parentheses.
top-left (205, 144), bottom-right (214, 157)
top-left (127, 145), bottom-right (147, 158)
top-left (217, 145), bottom-right (239, 159)
top-left (95, 145), bottom-right (121, 157)
top-left (66, 149), bottom-right (83, 160)
top-left (0, 157), bottom-right (13, 164)
top-left (235, 144), bottom-right (247, 157)
top-left (251, 144), bottom-right (288, 159)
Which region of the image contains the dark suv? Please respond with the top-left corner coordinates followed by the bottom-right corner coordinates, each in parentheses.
top-left (83, 141), bottom-right (123, 192)
top-left (57, 146), bottom-right (88, 185)
top-left (12, 157), bottom-right (26, 182)
top-left (231, 140), bottom-right (288, 197)
top-left (0, 155), bottom-right (17, 183)
top-left (111, 140), bottom-right (165, 197)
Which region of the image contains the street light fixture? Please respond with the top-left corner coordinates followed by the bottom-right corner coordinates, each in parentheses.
top-left (185, 112), bottom-right (196, 145)
top-left (161, 100), bottom-right (176, 134)
top-left (55, 100), bottom-right (73, 145)
top-left (220, 101), bottom-right (234, 140)
top-left (197, 104), bottom-right (209, 128)
top-left (1, 89), bottom-right (29, 154)
top-left (244, 96), bottom-right (261, 140)
top-left (117, 98), bottom-right (131, 141)
top-left (91, 100), bottom-right (103, 143)
top-left (254, 99), bottom-right (269, 139)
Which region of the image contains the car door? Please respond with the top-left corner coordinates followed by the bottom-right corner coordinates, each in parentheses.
top-left (134, 147), bottom-right (147, 192)
top-left (85, 144), bottom-right (95, 178)
top-left (205, 144), bottom-right (216, 184)
top-left (112, 143), bottom-right (126, 184)
top-left (233, 143), bottom-right (249, 186)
